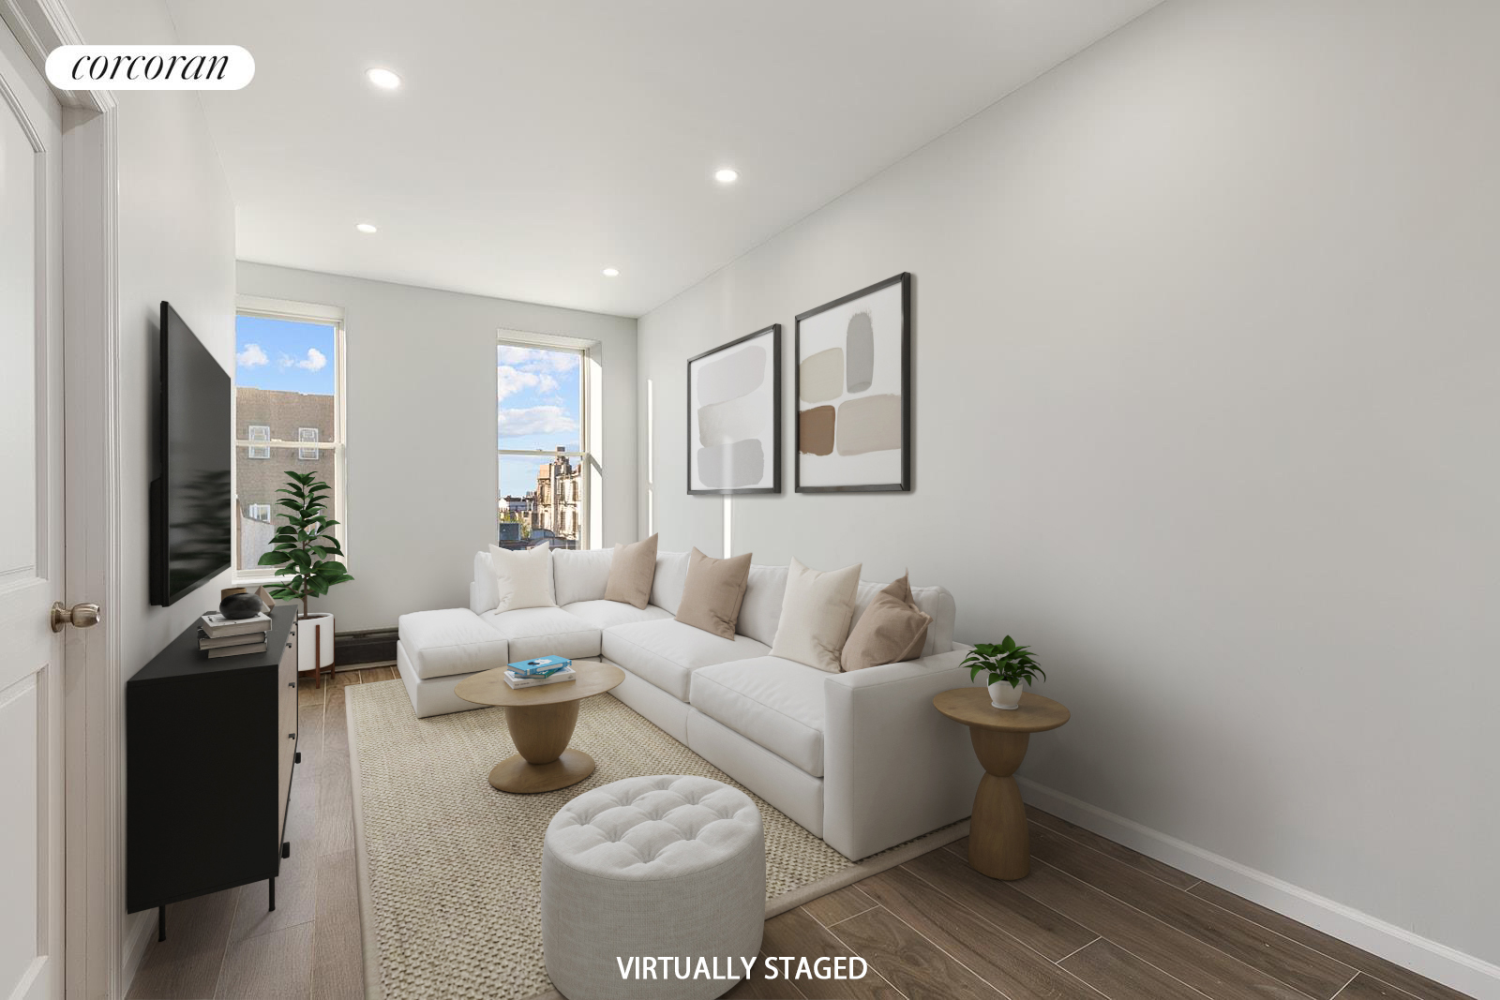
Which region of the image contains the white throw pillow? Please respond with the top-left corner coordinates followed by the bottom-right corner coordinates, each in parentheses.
top-left (769, 557), bottom-right (862, 673)
top-left (488, 544), bottom-right (556, 613)
top-left (471, 550), bottom-right (499, 614)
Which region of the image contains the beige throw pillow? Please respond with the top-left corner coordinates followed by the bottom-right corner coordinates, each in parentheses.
top-left (487, 543), bottom-right (556, 613)
top-left (604, 534), bottom-right (658, 609)
top-left (770, 557), bottom-right (862, 673)
top-left (841, 573), bottom-right (932, 671)
top-left (674, 548), bottom-right (752, 639)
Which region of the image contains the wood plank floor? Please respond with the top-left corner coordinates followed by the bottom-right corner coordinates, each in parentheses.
top-left (127, 668), bottom-right (1472, 1000)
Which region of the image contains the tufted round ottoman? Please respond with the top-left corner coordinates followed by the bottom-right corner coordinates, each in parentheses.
top-left (541, 775), bottom-right (765, 1000)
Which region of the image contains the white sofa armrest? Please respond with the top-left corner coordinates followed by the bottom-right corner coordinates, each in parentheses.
top-left (821, 645), bottom-right (983, 860)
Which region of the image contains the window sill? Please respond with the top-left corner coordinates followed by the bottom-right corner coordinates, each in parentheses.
top-left (233, 575), bottom-right (292, 589)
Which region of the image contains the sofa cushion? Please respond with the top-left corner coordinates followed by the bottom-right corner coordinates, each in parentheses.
top-left (602, 619), bottom-right (769, 702)
top-left (552, 548), bottom-right (614, 606)
top-left (397, 608), bottom-right (510, 681)
top-left (489, 543), bottom-right (556, 613)
top-left (769, 558), bottom-right (861, 673)
top-left (737, 564), bottom-right (788, 647)
top-left (480, 607), bottom-right (601, 661)
top-left (471, 550), bottom-right (498, 613)
top-left (562, 600), bottom-right (672, 631)
top-left (649, 550), bottom-right (691, 615)
top-left (852, 580), bottom-right (956, 656)
top-left (690, 657), bottom-right (827, 777)
top-left (604, 534), bottom-right (658, 609)
top-left (841, 573), bottom-right (931, 671)
top-left (675, 548), bottom-right (752, 640)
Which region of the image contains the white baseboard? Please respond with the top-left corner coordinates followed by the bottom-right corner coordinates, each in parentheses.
top-left (122, 909), bottom-right (153, 996)
top-left (1016, 778), bottom-right (1499, 1000)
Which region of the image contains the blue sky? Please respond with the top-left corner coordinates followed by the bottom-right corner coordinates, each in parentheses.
top-left (235, 315), bottom-right (336, 394)
top-left (498, 344), bottom-right (581, 497)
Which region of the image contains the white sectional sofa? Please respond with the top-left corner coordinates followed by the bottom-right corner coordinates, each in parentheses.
top-left (395, 548), bottom-right (983, 861)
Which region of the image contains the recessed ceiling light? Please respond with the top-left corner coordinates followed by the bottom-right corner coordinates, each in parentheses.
top-left (355, 222), bottom-right (378, 234)
top-left (602, 268), bottom-right (620, 277)
top-left (714, 168), bottom-right (739, 184)
top-left (366, 67), bottom-right (402, 90)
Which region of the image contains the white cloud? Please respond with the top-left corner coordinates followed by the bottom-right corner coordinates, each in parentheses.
top-left (496, 344), bottom-right (578, 375)
top-left (497, 365), bottom-right (561, 401)
top-left (236, 342), bottom-right (269, 368)
top-left (295, 348), bottom-right (328, 372)
top-left (497, 405), bottom-right (578, 437)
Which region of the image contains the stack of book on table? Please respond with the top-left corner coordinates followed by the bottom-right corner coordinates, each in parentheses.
top-left (199, 612), bottom-right (272, 658)
top-left (504, 655), bottom-right (575, 689)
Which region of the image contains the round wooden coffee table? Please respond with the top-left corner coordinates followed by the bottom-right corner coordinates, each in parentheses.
top-left (454, 659), bottom-right (625, 794)
top-left (933, 688), bottom-right (1069, 880)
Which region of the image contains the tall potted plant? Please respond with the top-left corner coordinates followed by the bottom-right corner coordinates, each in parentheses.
top-left (259, 470), bottom-right (353, 679)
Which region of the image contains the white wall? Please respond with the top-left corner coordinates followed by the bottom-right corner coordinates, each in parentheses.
top-left (236, 263), bottom-right (638, 631)
top-left (638, 0), bottom-right (1500, 988)
top-left (66, 0), bottom-right (239, 984)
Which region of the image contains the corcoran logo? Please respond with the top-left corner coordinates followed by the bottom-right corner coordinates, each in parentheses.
top-left (45, 45), bottom-right (254, 90)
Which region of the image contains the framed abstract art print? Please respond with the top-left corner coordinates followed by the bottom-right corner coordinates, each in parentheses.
top-left (794, 273), bottom-right (911, 492)
top-left (686, 324), bottom-right (781, 494)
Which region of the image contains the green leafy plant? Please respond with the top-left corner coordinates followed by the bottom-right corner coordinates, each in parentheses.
top-left (963, 636), bottom-right (1045, 689)
top-left (257, 470), bottom-right (353, 617)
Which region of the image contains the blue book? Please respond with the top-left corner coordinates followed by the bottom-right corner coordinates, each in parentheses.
top-left (508, 654), bottom-right (572, 676)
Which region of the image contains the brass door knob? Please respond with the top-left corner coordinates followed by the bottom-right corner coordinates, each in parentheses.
top-left (51, 601), bottom-right (101, 633)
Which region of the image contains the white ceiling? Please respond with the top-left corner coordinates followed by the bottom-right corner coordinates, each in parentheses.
top-left (167, 0), bottom-right (1158, 318)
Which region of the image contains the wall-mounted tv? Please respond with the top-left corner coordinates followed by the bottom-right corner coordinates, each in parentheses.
top-left (150, 302), bottom-right (232, 606)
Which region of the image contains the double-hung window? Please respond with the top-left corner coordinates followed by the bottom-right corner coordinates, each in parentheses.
top-left (497, 335), bottom-right (592, 550)
top-left (233, 296), bottom-right (347, 577)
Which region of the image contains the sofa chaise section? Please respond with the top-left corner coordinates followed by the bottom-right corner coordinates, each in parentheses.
top-left (396, 608), bottom-right (513, 718)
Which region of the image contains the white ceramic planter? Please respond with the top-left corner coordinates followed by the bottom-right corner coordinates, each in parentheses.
top-left (988, 680), bottom-right (1023, 710)
top-left (296, 612), bottom-right (336, 674)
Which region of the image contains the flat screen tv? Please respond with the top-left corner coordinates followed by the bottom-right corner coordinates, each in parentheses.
top-left (150, 302), bottom-right (232, 606)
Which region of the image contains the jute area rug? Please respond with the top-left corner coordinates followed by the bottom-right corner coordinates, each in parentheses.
top-left (347, 677), bottom-right (966, 1000)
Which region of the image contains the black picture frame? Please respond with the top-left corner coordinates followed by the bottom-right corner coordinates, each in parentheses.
top-left (686, 324), bottom-right (782, 495)
top-left (794, 272), bottom-right (911, 493)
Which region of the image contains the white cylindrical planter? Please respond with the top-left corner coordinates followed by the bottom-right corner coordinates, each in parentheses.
top-left (297, 612), bottom-right (335, 674)
top-left (988, 680), bottom-right (1023, 710)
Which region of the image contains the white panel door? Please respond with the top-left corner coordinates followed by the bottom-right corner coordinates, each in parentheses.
top-left (0, 24), bottom-right (65, 1000)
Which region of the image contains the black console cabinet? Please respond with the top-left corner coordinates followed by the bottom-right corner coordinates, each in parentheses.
top-left (127, 604), bottom-right (299, 938)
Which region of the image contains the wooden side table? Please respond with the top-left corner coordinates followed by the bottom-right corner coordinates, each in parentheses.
top-left (933, 688), bottom-right (1069, 880)
top-left (454, 659), bottom-right (625, 794)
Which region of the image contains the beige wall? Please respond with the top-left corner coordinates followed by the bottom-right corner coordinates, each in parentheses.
top-left (636, 1), bottom-right (1500, 989)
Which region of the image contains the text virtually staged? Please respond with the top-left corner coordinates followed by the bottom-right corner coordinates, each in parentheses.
top-left (2, 3), bottom-right (1493, 1000)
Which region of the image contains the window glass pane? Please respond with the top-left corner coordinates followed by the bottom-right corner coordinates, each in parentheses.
top-left (498, 342), bottom-right (585, 549)
top-left (235, 445), bottom-right (338, 571)
top-left (496, 345), bottom-right (581, 454)
top-left (499, 453), bottom-right (580, 550)
top-left (235, 314), bottom-right (340, 573)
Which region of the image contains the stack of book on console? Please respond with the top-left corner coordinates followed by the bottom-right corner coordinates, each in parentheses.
top-left (198, 612), bottom-right (272, 658)
top-left (503, 655), bottom-right (575, 689)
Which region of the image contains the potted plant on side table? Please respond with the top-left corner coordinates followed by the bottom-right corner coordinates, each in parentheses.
top-left (259, 470), bottom-right (354, 685)
top-left (963, 636), bottom-right (1045, 710)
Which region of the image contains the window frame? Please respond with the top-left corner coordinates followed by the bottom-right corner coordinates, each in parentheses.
top-left (233, 296), bottom-right (348, 583)
top-left (497, 334), bottom-right (592, 550)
